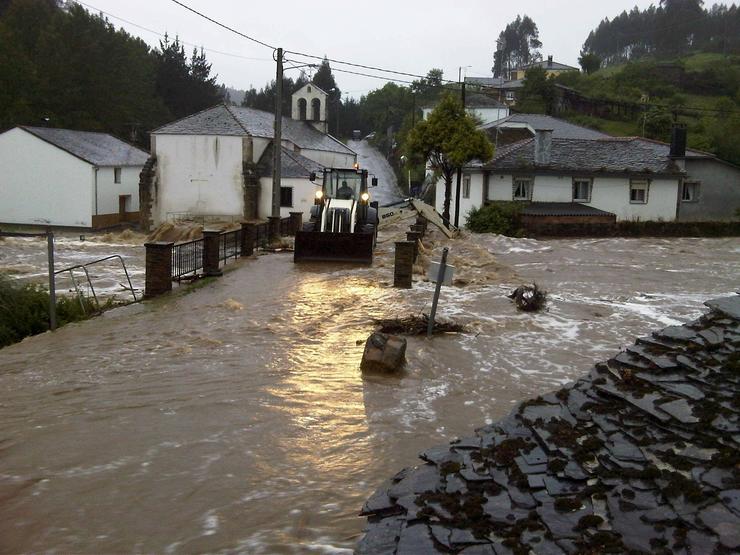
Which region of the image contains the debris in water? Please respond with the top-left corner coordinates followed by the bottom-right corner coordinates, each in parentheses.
top-left (373, 314), bottom-right (466, 336)
top-left (360, 332), bottom-right (407, 373)
top-left (508, 283), bottom-right (547, 312)
top-left (221, 299), bottom-right (244, 311)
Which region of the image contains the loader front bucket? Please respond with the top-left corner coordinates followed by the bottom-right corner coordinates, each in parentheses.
top-left (294, 231), bottom-right (374, 264)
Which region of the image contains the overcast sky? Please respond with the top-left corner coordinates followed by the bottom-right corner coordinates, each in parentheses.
top-left (75, 0), bottom-right (734, 98)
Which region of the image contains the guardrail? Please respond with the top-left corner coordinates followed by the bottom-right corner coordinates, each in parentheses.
top-left (219, 229), bottom-right (241, 264)
top-left (171, 238), bottom-right (204, 281)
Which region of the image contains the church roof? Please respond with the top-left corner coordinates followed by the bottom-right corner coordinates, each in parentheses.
top-left (152, 104), bottom-right (354, 156)
top-left (258, 144), bottom-right (324, 179)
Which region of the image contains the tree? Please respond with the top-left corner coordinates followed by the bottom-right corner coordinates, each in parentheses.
top-left (312, 58), bottom-right (340, 133)
top-left (578, 51), bottom-right (602, 75)
top-left (517, 66), bottom-right (556, 114)
top-left (492, 15), bottom-right (542, 78)
top-left (404, 94), bottom-right (493, 226)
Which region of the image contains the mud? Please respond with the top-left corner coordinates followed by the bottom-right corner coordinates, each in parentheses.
top-left (0, 234), bottom-right (738, 553)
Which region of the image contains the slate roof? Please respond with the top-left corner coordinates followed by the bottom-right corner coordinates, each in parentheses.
top-left (475, 137), bottom-right (684, 176)
top-left (519, 59), bottom-right (580, 72)
top-left (480, 114), bottom-right (609, 141)
top-left (465, 77), bottom-right (505, 87)
top-left (521, 202), bottom-right (616, 218)
top-left (423, 93), bottom-right (507, 110)
top-left (359, 294), bottom-right (740, 554)
top-left (152, 104), bottom-right (355, 156)
top-left (258, 144), bottom-right (324, 179)
top-left (19, 126), bottom-right (149, 167)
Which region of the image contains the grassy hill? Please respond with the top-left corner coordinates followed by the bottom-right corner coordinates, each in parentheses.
top-left (551, 53), bottom-right (740, 163)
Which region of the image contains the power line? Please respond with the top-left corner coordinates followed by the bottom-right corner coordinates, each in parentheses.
top-left (74, 1), bottom-right (272, 62)
top-left (169, 0), bottom-right (276, 51)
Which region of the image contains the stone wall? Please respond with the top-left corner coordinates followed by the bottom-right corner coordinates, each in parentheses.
top-left (138, 155), bottom-right (157, 232)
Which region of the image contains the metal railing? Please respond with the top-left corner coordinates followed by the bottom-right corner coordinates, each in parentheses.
top-left (280, 217), bottom-right (291, 236)
top-left (219, 229), bottom-right (241, 264)
top-left (172, 238), bottom-right (204, 280)
top-left (55, 254), bottom-right (138, 312)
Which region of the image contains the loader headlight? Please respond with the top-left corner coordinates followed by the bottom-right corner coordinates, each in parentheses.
top-left (361, 192), bottom-right (370, 202)
top-left (315, 190), bottom-right (324, 199)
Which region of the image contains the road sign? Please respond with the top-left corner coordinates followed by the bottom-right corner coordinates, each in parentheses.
top-left (427, 261), bottom-right (454, 286)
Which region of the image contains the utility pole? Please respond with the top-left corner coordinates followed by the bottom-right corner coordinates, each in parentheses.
top-left (271, 47), bottom-right (283, 219)
top-left (46, 228), bottom-right (56, 331)
top-left (454, 81), bottom-right (466, 228)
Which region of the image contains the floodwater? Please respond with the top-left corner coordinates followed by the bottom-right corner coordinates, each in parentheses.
top-left (0, 231), bottom-right (738, 554)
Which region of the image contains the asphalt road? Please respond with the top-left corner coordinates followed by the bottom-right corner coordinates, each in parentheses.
top-left (347, 139), bottom-right (404, 206)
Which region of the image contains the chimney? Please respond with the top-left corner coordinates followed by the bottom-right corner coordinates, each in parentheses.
top-left (534, 129), bottom-right (553, 165)
top-left (547, 55), bottom-right (553, 68)
top-left (670, 123), bottom-right (687, 158)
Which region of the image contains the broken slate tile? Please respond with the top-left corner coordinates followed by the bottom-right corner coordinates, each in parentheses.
top-left (686, 529), bottom-right (718, 555)
top-left (537, 499), bottom-right (592, 540)
top-left (699, 327), bottom-right (724, 346)
top-left (655, 325), bottom-right (700, 343)
top-left (361, 483), bottom-right (397, 515)
top-left (508, 486), bottom-right (537, 509)
top-left (450, 527), bottom-right (489, 546)
top-left (429, 525), bottom-right (451, 549)
top-left (388, 464), bottom-right (442, 498)
top-left (421, 445), bottom-right (461, 465)
top-left (605, 432), bottom-right (646, 462)
top-left (606, 496), bottom-right (658, 552)
top-left (652, 380), bottom-right (705, 401)
top-left (396, 523), bottom-right (442, 554)
top-left (522, 445), bottom-right (548, 466)
top-left (700, 467), bottom-right (734, 489)
top-left (562, 461), bottom-right (588, 481)
top-left (698, 502), bottom-right (740, 549)
top-left (595, 385), bottom-right (671, 422)
top-left (627, 344), bottom-right (678, 369)
top-left (458, 544), bottom-right (496, 554)
top-left (721, 489), bottom-right (740, 516)
top-left (705, 296), bottom-right (740, 320)
top-left (657, 398), bottom-right (700, 424)
top-left (461, 467), bottom-right (493, 483)
top-left (527, 473), bottom-right (547, 489)
top-left (544, 476), bottom-right (584, 496)
top-left (452, 435), bottom-right (482, 450)
top-left (514, 455), bottom-right (547, 475)
top-left (356, 516), bottom-right (404, 555)
top-left (446, 474), bottom-right (468, 495)
top-left (521, 529), bottom-right (566, 555)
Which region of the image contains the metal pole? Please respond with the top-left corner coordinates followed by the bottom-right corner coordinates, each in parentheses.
top-left (46, 229), bottom-right (57, 331)
top-left (271, 47), bottom-right (284, 219)
top-left (427, 247), bottom-right (448, 338)
top-left (454, 168), bottom-right (462, 228)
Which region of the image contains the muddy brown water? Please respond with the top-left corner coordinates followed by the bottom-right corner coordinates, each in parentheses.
top-left (0, 233), bottom-right (738, 553)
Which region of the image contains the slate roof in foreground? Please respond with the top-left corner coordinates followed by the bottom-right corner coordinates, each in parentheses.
top-left (20, 126), bottom-right (149, 167)
top-left (152, 104), bottom-right (355, 156)
top-left (521, 203), bottom-right (616, 218)
top-left (474, 137), bottom-right (685, 176)
top-left (359, 295), bottom-right (740, 554)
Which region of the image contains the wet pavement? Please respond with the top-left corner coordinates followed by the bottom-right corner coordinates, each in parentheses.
top-left (0, 233), bottom-right (738, 553)
top-left (348, 140), bottom-right (404, 206)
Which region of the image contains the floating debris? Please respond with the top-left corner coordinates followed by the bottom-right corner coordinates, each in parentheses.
top-left (508, 283), bottom-right (548, 312)
top-left (358, 295), bottom-right (740, 554)
top-left (373, 314), bottom-right (467, 336)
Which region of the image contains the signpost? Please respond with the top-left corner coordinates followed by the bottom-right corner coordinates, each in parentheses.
top-left (427, 247), bottom-right (453, 338)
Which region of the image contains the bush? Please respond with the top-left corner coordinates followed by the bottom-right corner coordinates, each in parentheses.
top-left (466, 202), bottom-right (523, 235)
top-left (0, 273), bottom-right (96, 348)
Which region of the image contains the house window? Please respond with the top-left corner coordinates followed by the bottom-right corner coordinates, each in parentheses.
top-left (114, 167), bottom-right (122, 184)
top-left (505, 91), bottom-right (515, 101)
top-left (513, 177), bottom-right (533, 201)
top-left (572, 178), bottom-right (592, 202)
top-left (280, 186), bottom-right (293, 207)
top-left (462, 174), bottom-right (471, 199)
top-left (682, 180), bottom-right (700, 202)
top-left (630, 179), bottom-right (649, 203)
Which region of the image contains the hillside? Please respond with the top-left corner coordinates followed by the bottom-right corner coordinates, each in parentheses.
top-left (551, 53), bottom-right (740, 164)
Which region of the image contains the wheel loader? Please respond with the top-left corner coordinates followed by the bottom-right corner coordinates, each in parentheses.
top-left (293, 167), bottom-right (456, 264)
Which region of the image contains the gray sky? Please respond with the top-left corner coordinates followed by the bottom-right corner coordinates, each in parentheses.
top-left (76, 0), bottom-right (734, 98)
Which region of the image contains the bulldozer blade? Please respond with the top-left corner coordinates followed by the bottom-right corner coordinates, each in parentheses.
top-left (294, 231), bottom-right (374, 264)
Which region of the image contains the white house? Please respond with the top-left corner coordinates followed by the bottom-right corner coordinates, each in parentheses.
top-left (438, 130), bottom-right (688, 225)
top-left (0, 126), bottom-right (148, 229)
top-left (422, 92), bottom-right (509, 125)
top-left (144, 86), bottom-right (356, 229)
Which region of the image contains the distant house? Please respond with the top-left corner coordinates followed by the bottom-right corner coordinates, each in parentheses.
top-left (421, 93), bottom-right (509, 126)
top-left (480, 113), bottom-right (609, 147)
top-left (510, 55), bottom-right (579, 81)
top-left (0, 126), bottom-right (148, 229)
top-left (466, 56), bottom-right (578, 107)
top-left (438, 123), bottom-right (740, 227)
top-left (145, 87), bottom-right (356, 229)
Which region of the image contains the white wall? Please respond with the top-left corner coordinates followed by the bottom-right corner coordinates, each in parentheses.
top-left (299, 148), bottom-right (356, 170)
top-left (95, 166), bottom-right (141, 215)
top-left (487, 173), bottom-right (679, 221)
top-left (0, 128), bottom-right (93, 227)
top-left (434, 172), bottom-right (485, 226)
top-left (469, 107), bottom-right (510, 125)
top-left (258, 176), bottom-right (317, 220)
top-left (252, 137), bottom-right (270, 164)
top-left (291, 83), bottom-right (327, 122)
top-left (153, 134), bottom-right (244, 224)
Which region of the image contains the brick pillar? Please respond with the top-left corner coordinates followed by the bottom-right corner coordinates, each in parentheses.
top-left (406, 230), bottom-right (421, 261)
top-left (144, 241), bottom-right (173, 298)
top-left (411, 224), bottom-right (425, 235)
top-left (289, 211), bottom-right (303, 235)
top-left (240, 222), bottom-right (256, 257)
top-left (394, 241), bottom-right (415, 289)
top-left (202, 230), bottom-right (223, 277)
top-left (268, 216), bottom-right (281, 243)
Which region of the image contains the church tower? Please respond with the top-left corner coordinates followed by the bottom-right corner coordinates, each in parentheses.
top-left (291, 83), bottom-right (328, 134)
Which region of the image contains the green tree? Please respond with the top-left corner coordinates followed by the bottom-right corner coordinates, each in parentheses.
top-left (312, 58), bottom-right (340, 133)
top-left (493, 15), bottom-right (542, 77)
top-left (404, 94), bottom-right (493, 226)
top-left (578, 51), bottom-right (602, 75)
top-left (518, 66), bottom-right (556, 114)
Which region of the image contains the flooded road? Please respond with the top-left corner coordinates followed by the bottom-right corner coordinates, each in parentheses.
top-left (0, 232), bottom-right (738, 553)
